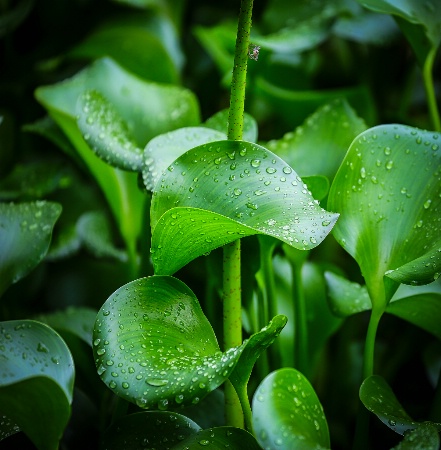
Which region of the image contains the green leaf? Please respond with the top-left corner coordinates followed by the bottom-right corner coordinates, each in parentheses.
top-left (391, 423), bottom-right (441, 450)
top-left (150, 140), bottom-right (338, 275)
top-left (266, 98), bottom-right (367, 180)
top-left (356, 0), bottom-right (441, 51)
top-left (100, 411), bottom-right (201, 450)
top-left (386, 294), bottom-right (441, 340)
top-left (0, 201), bottom-right (61, 297)
top-left (76, 211), bottom-right (128, 262)
top-left (142, 127), bottom-right (227, 191)
top-left (252, 368), bottom-right (330, 450)
top-left (0, 320), bottom-right (74, 450)
top-left (325, 271), bottom-right (372, 316)
top-left (328, 125), bottom-right (441, 306)
top-left (68, 25), bottom-right (179, 84)
top-left (203, 109), bottom-right (258, 143)
top-left (301, 176), bottom-right (330, 201)
top-left (93, 275), bottom-right (245, 410)
top-left (359, 375), bottom-right (418, 435)
top-left (76, 90), bottom-right (143, 172)
top-left (0, 413), bottom-right (20, 441)
top-left (171, 426), bottom-right (262, 449)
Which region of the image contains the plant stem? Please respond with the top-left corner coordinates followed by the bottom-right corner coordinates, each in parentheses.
top-left (223, 0), bottom-right (254, 429)
top-left (223, 239), bottom-right (244, 428)
top-left (423, 46), bottom-right (441, 132)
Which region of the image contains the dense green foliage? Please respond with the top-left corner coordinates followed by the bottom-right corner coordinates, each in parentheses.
top-left (1, 0), bottom-right (440, 449)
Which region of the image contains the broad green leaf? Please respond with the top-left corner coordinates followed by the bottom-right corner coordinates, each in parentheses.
top-left (265, 98), bottom-right (367, 180)
top-left (0, 161), bottom-right (72, 201)
top-left (392, 423), bottom-right (441, 450)
top-left (386, 294), bottom-right (441, 340)
top-left (171, 427), bottom-right (262, 449)
top-left (68, 25), bottom-right (178, 84)
top-left (36, 307), bottom-right (97, 346)
top-left (142, 127), bottom-right (227, 191)
top-left (252, 368), bottom-right (330, 450)
top-left (0, 413), bottom-right (20, 441)
top-left (0, 201), bottom-right (61, 297)
top-left (325, 271), bottom-right (372, 316)
top-left (76, 211), bottom-right (127, 262)
top-left (360, 375), bottom-right (421, 435)
top-left (328, 125), bottom-right (441, 306)
top-left (357, 0), bottom-right (441, 50)
top-left (93, 276), bottom-right (243, 410)
top-left (0, 320), bottom-right (74, 450)
top-left (203, 109), bottom-right (258, 143)
top-left (150, 140), bottom-right (338, 275)
top-left (76, 90), bottom-right (143, 172)
top-left (35, 58), bottom-right (199, 256)
top-left (100, 411), bottom-right (201, 450)
top-left (46, 223), bottom-right (81, 261)
top-left (301, 176), bottom-right (330, 201)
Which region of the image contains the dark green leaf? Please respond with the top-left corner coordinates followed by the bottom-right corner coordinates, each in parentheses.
top-left (76, 90), bottom-right (143, 172)
top-left (0, 320), bottom-right (74, 450)
top-left (0, 0), bottom-right (34, 37)
top-left (171, 426), bottom-right (262, 449)
top-left (265, 98), bottom-right (367, 180)
top-left (142, 127), bottom-right (226, 191)
top-left (0, 201), bottom-right (61, 297)
top-left (0, 413), bottom-right (20, 441)
top-left (100, 411), bottom-right (201, 450)
top-left (328, 125), bottom-right (441, 305)
top-left (252, 368), bottom-right (330, 449)
top-left (391, 423), bottom-right (441, 450)
top-left (150, 140), bottom-right (338, 275)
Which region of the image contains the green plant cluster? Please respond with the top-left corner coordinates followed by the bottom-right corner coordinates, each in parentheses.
top-left (0, 0), bottom-right (440, 449)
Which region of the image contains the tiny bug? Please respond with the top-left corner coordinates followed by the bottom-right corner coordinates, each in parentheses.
top-left (248, 44), bottom-right (261, 61)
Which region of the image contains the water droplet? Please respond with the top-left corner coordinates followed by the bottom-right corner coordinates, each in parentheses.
top-left (37, 343), bottom-right (49, 353)
top-left (199, 440), bottom-right (210, 446)
top-left (322, 220), bottom-right (331, 226)
top-left (158, 399), bottom-right (169, 410)
top-left (266, 167), bottom-right (276, 174)
top-left (283, 166), bottom-right (292, 174)
top-left (96, 348), bottom-right (106, 356)
top-left (103, 310), bottom-right (110, 316)
top-left (251, 159), bottom-right (261, 168)
top-left (246, 202), bottom-right (258, 210)
top-left (360, 167), bottom-right (366, 178)
top-left (122, 382), bottom-right (129, 389)
top-left (384, 147), bottom-right (391, 155)
top-left (146, 378), bottom-right (169, 387)
top-left (233, 188), bottom-right (242, 196)
top-left (424, 199), bottom-right (432, 209)
top-left (254, 190), bottom-right (266, 196)
top-left (385, 160), bottom-right (394, 170)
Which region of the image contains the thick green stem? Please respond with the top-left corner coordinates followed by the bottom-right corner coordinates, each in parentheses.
top-left (423, 47), bottom-right (441, 132)
top-left (223, 0), bottom-right (254, 429)
top-left (223, 239), bottom-right (244, 428)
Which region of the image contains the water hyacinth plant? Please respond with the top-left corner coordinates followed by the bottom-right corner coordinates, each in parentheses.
top-left (0, 0), bottom-right (440, 449)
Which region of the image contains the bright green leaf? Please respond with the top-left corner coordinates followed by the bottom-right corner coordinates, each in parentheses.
top-left (391, 423), bottom-right (441, 450)
top-left (203, 109), bottom-right (258, 143)
top-left (142, 127), bottom-right (227, 191)
top-left (360, 375), bottom-right (418, 435)
top-left (265, 98), bottom-right (367, 180)
top-left (76, 90), bottom-right (143, 172)
top-left (76, 211), bottom-right (128, 262)
top-left (171, 426), bottom-right (262, 449)
top-left (328, 125), bottom-right (441, 306)
top-left (150, 140), bottom-right (338, 275)
top-left (100, 411), bottom-right (201, 450)
top-left (0, 201), bottom-right (61, 297)
top-left (302, 175), bottom-right (330, 201)
top-left (0, 320), bottom-right (74, 450)
top-left (252, 367), bottom-right (330, 450)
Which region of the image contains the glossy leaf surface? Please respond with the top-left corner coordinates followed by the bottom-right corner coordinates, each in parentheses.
top-left (151, 140), bottom-right (338, 275)
top-left (100, 411), bottom-right (201, 450)
top-left (0, 320), bottom-right (74, 450)
top-left (266, 98), bottom-right (367, 180)
top-left (76, 90), bottom-right (143, 172)
top-left (0, 201), bottom-right (61, 297)
top-left (328, 125), bottom-right (441, 305)
top-left (252, 368), bottom-right (330, 450)
top-left (142, 127), bottom-right (226, 191)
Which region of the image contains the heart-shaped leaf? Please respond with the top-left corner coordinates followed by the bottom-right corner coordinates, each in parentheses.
top-left (142, 127), bottom-right (227, 191)
top-left (171, 426), bottom-right (262, 449)
top-left (0, 201), bottom-right (61, 297)
top-left (203, 109), bottom-right (258, 143)
top-left (150, 140), bottom-right (338, 275)
top-left (328, 124), bottom-right (441, 306)
top-left (265, 98), bottom-right (367, 180)
top-left (252, 367), bottom-right (330, 450)
top-left (76, 90), bottom-right (144, 172)
top-left (100, 411), bottom-right (201, 450)
top-left (0, 320), bottom-right (74, 450)
top-left (93, 276), bottom-right (287, 412)
top-left (392, 423), bottom-right (441, 450)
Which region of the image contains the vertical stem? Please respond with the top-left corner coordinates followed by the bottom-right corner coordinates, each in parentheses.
top-left (223, 0), bottom-right (254, 429)
top-left (223, 240), bottom-right (244, 428)
top-left (423, 47), bottom-right (441, 132)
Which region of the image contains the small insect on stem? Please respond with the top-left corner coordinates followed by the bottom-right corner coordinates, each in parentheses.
top-left (248, 44), bottom-right (261, 61)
